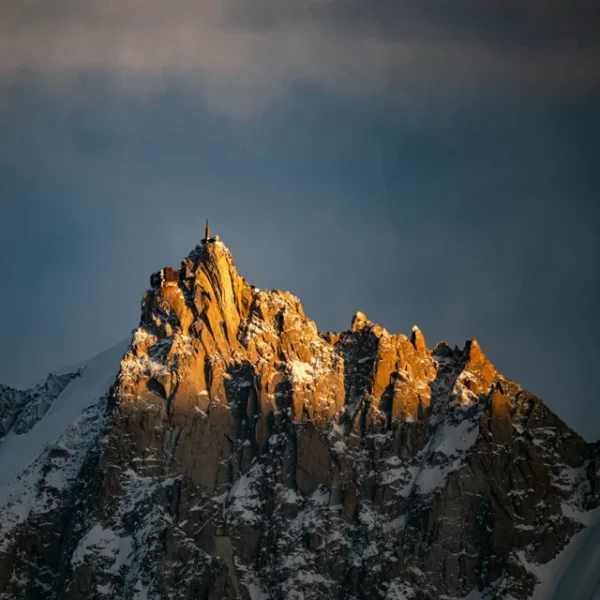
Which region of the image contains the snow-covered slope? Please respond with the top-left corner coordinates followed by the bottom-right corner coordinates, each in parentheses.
top-left (0, 338), bottom-right (130, 509)
top-left (545, 509), bottom-right (600, 600)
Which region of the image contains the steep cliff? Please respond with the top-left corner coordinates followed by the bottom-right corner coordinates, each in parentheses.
top-left (0, 239), bottom-right (598, 600)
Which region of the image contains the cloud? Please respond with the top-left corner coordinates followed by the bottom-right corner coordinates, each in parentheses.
top-left (0, 0), bottom-right (598, 117)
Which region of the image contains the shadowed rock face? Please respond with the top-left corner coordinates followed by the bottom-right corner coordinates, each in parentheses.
top-left (0, 240), bottom-right (599, 600)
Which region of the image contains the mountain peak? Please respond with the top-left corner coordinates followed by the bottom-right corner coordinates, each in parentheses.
top-left (411, 324), bottom-right (427, 352)
top-left (130, 240), bottom-right (504, 437)
top-left (103, 249), bottom-right (600, 597)
top-left (3, 238), bottom-right (598, 600)
top-left (350, 310), bottom-right (371, 332)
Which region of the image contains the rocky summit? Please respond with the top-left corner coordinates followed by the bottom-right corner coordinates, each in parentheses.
top-left (0, 239), bottom-right (599, 600)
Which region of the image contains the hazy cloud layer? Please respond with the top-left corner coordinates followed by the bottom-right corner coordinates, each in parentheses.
top-left (1, 0), bottom-right (599, 116)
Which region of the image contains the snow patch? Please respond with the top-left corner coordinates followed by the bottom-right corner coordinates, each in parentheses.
top-left (72, 525), bottom-right (133, 574)
top-left (288, 361), bottom-right (314, 386)
top-left (226, 464), bottom-right (264, 525)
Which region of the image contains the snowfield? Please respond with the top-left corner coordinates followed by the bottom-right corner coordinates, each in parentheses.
top-left (545, 509), bottom-right (600, 600)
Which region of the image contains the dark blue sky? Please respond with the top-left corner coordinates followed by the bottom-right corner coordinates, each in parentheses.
top-left (1, 0), bottom-right (599, 439)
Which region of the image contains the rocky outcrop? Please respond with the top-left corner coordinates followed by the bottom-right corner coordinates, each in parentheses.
top-left (0, 239), bottom-right (598, 600)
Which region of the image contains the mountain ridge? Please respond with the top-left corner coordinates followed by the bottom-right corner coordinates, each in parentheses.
top-left (0, 238), bottom-right (598, 600)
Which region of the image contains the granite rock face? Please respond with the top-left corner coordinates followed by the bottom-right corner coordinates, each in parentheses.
top-left (0, 240), bottom-right (599, 600)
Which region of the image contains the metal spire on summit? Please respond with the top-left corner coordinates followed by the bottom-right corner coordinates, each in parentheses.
top-left (202, 218), bottom-right (218, 244)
